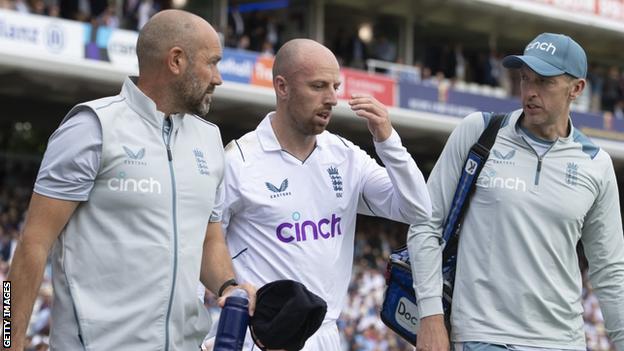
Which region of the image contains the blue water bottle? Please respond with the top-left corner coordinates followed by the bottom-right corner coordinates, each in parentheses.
top-left (213, 288), bottom-right (249, 351)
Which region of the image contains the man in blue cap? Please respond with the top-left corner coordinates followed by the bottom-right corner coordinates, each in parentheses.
top-left (408, 33), bottom-right (624, 351)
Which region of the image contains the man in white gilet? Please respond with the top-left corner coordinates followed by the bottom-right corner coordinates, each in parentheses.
top-left (219, 39), bottom-right (432, 350)
top-left (8, 10), bottom-right (254, 351)
top-left (409, 33), bottom-right (624, 351)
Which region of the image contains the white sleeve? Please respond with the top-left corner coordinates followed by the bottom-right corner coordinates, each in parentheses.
top-left (34, 110), bottom-right (102, 201)
top-left (581, 154), bottom-right (624, 351)
top-left (210, 180), bottom-right (224, 223)
top-left (209, 128), bottom-right (226, 223)
top-left (407, 112), bottom-right (486, 318)
top-left (356, 128), bottom-right (431, 224)
top-left (220, 140), bottom-right (245, 234)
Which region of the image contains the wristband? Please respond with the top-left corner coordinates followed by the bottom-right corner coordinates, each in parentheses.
top-left (218, 278), bottom-right (239, 297)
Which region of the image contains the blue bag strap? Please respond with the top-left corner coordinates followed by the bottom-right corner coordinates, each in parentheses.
top-left (441, 112), bottom-right (506, 262)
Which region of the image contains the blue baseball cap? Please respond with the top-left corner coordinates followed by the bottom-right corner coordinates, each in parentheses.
top-left (502, 33), bottom-right (587, 78)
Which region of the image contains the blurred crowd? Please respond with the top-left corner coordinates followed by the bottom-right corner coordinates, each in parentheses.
top-left (0, 168), bottom-right (616, 350)
top-left (351, 42), bottom-right (624, 117)
top-left (2, 1), bottom-right (623, 117)
top-left (0, 0), bottom-right (171, 30)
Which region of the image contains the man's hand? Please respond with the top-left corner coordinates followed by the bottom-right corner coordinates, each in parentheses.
top-left (348, 94), bottom-right (392, 142)
top-left (217, 282), bottom-right (257, 316)
top-left (416, 314), bottom-right (450, 351)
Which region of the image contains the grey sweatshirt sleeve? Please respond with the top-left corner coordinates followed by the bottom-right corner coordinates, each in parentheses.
top-left (581, 152), bottom-right (624, 351)
top-left (357, 128), bottom-right (432, 224)
top-left (407, 112), bottom-right (486, 317)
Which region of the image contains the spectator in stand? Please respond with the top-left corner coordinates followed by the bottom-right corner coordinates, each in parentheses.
top-left (489, 50), bottom-right (504, 87)
top-left (439, 44), bottom-right (456, 80)
top-left (29, 0), bottom-right (59, 16)
top-left (588, 65), bottom-right (605, 113)
top-left (372, 35), bottom-right (397, 66)
top-left (137, 0), bottom-right (159, 29)
top-left (227, 0), bottom-right (244, 46)
top-left (13, 0), bottom-right (29, 12)
top-left (59, 0), bottom-right (107, 22)
top-left (246, 10), bottom-right (267, 52)
top-left (122, 0), bottom-right (141, 29)
top-left (95, 1), bottom-right (119, 28)
top-left (260, 40), bottom-right (274, 57)
top-left (28, 284), bottom-right (52, 337)
top-left (121, 0), bottom-right (168, 30)
top-left (265, 14), bottom-right (280, 51)
top-left (454, 44), bottom-right (466, 82)
top-left (602, 66), bottom-right (623, 115)
top-left (0, 227), bottom-right (18, 263)
top-left (348, 30), bottom-right (369, 69)
top-left (474, 51), bottom-right (493, 85)
top-left (396, 61), bottom-right (423, 84)
top-left (332, 26), bottom-right (351, 66)
top-left (236, 34), bottom-right (250, 50)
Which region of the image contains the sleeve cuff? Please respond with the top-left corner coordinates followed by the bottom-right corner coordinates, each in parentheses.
top-left (373, 128), bottom-right (400, 147)
top-left (209, 214), bottom-right (221, 223)
top-left (417, 296), bottom-right (444, 319)
top-left (33, 186), bottom-right (89, 202)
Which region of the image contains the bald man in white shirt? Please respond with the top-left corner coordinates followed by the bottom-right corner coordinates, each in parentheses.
top-left (217, 38), bottom-right (432, 350)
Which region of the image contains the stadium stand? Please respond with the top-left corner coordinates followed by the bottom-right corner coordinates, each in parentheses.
top-left (1, 0), bottom-right (624, 349)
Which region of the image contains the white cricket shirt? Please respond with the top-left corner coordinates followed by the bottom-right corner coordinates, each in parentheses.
top-left (220, 112), bottom-right (431, 324)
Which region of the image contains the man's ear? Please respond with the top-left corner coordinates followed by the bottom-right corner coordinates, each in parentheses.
top-left (167, 46), bottom-right (186, 75)
top-left (274, 75), bottom-right (288, 99)
top-left (569, 78), bottom-right (586, 101)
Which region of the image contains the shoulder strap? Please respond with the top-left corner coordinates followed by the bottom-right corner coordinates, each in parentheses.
top-left (472, 112), bottom-right (506, 160)
top-left (441, 112), bottom-right (506, 257)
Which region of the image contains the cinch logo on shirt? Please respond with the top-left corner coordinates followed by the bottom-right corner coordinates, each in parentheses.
top-left (275, 212), bottom-right (342, 243)
top-left (477, 169), bottom-right (527, 192)
top-left (107, 171), bottom-right (162, 194)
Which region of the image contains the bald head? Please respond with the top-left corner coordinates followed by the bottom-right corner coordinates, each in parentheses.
top-left (136, 10), bottom-right (217, 73)
top-left (273, 39), bottom-right (338, 79)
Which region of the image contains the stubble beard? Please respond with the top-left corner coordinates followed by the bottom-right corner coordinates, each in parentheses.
top-left (286, 101), bottom-right (327, 137)
top-left (175, 71), bottom-right (212, 117)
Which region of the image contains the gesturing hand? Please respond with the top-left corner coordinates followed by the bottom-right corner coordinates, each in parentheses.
top-left (348, 93), bottom-right (392, 142)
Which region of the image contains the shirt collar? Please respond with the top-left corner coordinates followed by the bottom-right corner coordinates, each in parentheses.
top-left (511, 109), bottom-right (575, 143)
top-left (121, 76), bottom-right (185, 129)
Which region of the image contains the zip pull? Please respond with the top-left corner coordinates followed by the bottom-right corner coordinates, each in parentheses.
top-left (163, 116), bottom-right (173, 161)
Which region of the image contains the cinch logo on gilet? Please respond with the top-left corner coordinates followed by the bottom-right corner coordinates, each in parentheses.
top-left (526, 41), bottom-right (556, 55)
top-left (107, 171), bottom-right (162, 194)
top-left (275, 212), bottom-right (341, 243)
